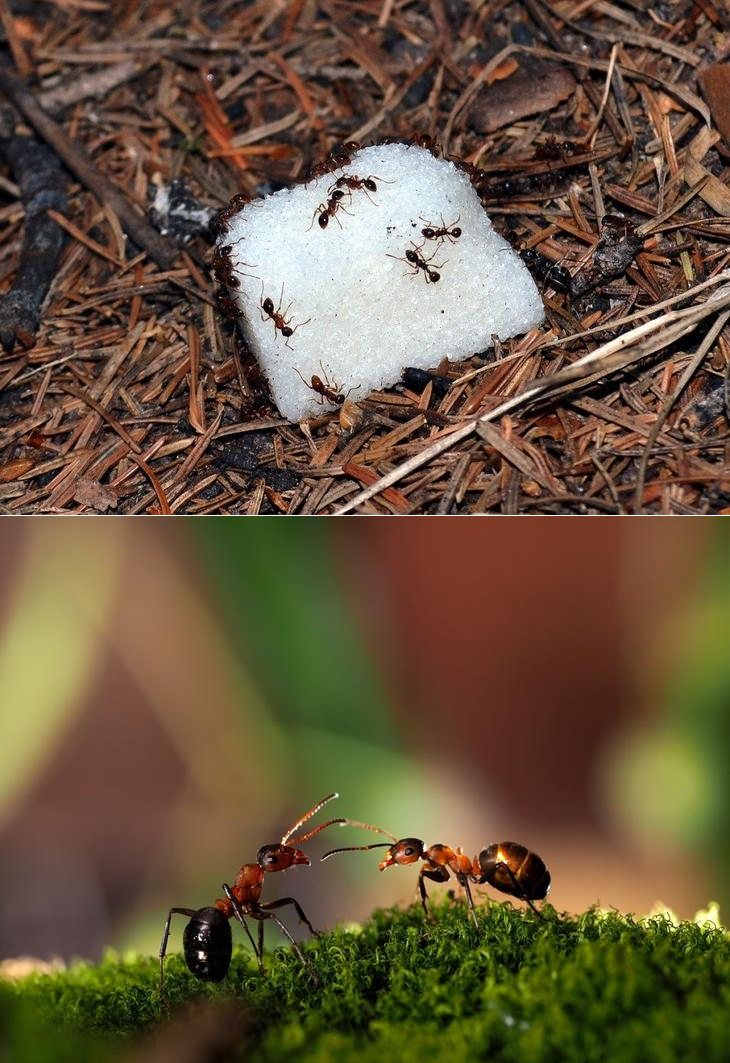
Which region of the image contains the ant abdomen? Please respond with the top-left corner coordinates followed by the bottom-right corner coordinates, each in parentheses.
top-left (183, 907), bottom-right (232, 982)
top-left (477, 842), bottom-right (550, 901)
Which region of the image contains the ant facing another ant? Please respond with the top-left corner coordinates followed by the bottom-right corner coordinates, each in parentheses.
top-left (388, 241), bottom-right (446, 284)
top-left (159, 793), bottom-right (344, 988)
top-left (322, 821), bottom-right (550, 928)
top-left (259, 282), bottom-right (311, 349)
top-left (294, 362), bottom-right (360, 407)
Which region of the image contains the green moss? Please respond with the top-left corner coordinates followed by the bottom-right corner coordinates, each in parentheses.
top-left (2, 902), bottom-right (729, 1063)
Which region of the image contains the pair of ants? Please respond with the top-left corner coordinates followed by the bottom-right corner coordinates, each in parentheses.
top-left (388, 214), bottom-right (462, 285)
top-left (160, 792), bottom-right (551, 988)
top-left (311, 173), bottom-right (391, 231)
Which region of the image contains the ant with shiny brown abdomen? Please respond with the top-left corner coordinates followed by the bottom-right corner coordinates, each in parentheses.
top-left (387, 241), bottom-right (446, 284)
top-left (322, 821), bottom-right (550, 927)
top-left (294, 362), bottom-right (360, 407)
top-left (260, 282), bottom-right (310, 349)
top-left (159, 793), bottom-right (345, 988)
top-left (420, 214), bottom-right (462, 245)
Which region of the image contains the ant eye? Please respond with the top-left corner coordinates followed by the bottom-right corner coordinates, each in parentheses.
top-left (403, 847), bottom-right (414, 857)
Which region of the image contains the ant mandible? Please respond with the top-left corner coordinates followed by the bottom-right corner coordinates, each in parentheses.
top-left (159, 792), bottom-right (343, 988)
top-left (260, 282), bottom-right (311, 349)
top-left (322, 821), bottom-right (550, 927)
top-left (420, 213), bottom-right (462, 245)
top-left (387, 241), bottom-right (445, 284)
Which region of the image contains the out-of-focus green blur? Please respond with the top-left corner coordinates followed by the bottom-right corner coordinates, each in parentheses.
top-left (0, 521), bottom-right (727, 962)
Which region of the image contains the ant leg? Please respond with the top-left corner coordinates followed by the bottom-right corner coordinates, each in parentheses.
top-left (252, 907), bottom-right (320, 984)
top-left (159, 908), bottom-right (195, 990)
top-left (493, 863), bottom-right (544, 919)
top-left (258, 918), bottom-right (265, 965)
top-left (258, 897), bottom-right (319, 937)
top-left (456, 873), bottom-right (479, 929)
top-left (417, 864), bottom-right (450, 920)
top-left (222, 884), bottom-right (263, 968)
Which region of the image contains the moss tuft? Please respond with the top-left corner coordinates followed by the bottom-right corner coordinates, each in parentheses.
top-left (2, 901), bottom-right (729, 1062)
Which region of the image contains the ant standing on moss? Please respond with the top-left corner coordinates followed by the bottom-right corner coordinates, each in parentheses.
top-left (159, 793), bottom-right (344, 988)
top-left (322, 821), bottom-right (550, 927)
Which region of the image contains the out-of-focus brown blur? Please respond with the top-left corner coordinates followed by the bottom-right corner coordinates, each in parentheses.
top-left (0, 520), bottom-right (727, 963)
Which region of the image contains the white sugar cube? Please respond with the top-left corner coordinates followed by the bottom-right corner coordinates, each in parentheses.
top-left (219, 143), bottom-right (544, 422)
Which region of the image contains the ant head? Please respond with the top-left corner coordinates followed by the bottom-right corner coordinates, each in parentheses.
top-left (257, 844), bottom-right (309, 872)
top-left (263, 297), bottom-right (274, 313)
top-left (422, 227), bottom-right (435, 238)
top-left (331, 189), bottom-right (345, 201)
top-left (343, 140), bottom-right (361, 153)
top-left (405, 249), bottom-right (418, 263)
top-left (379, 838), bottom-right (424, 870)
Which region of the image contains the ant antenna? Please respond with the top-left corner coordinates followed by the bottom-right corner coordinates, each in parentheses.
top-left (281, 792), bottom-right (339, 844)
top-left (320, 818), bottom-right (399, 860)
top-left (289, 818), bottom-right (348, 845)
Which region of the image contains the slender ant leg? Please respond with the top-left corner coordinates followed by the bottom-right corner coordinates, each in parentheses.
top-left (417, 864), bottom-right (450, 920)
top-left (493, 862), bottom-right (544, 918)
top-left (251, 906), bottom-right (320, 984)
top-left (222, 883), bottom-right (264, 969)
top-left (258, 896), bottom-right (320, 937)
top-left (159, 908), bottom-right (196, 990)
top-left (456, 872), bottom-right (479, 929)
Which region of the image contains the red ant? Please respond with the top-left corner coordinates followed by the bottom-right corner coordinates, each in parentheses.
top-left (328, 174), bottom-right (393, 205)
top-left (303, 141), bottom-right (362, 183)
top-left (420, 213), bottom-right (462, 245)
top-left (159, 793), bottom-right (344, 987)
top-left (260, 282), bottom-right (310, 349)
top-left (211, 245), bottom-right (256, 292)
top-left (310, 188), bottom-right (353, 231)
top-left (322, 821), bottom-right (550, 928)
top-left (214, 193), bottom-right (250, 237)
top-left (294, 362), bottom-right (360, 407)
top-left (387, 241), bottom-right (446, 284)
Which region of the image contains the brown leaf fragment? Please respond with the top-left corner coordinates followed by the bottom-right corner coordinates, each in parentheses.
top-left (469, 60), bottom-right (575, 135)
top-left (698, 64), bottom-right (730, 145)
top-left (685, 154), bottom-right (730, 217)
top-left (73, 478), bottom-right (118, 512)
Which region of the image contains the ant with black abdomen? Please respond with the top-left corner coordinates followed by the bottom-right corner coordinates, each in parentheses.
top-left (322, 821), bottom-right (550, 928)
top-left (420, 213), bottom-right (462, 245)
top-left (259, 282), bottom-right (310, 349)
top-left (387, 241), bottom-right (446, 284)
top-left (159, 793), bottom-right (344, 988)
top-left (309, 188), bottom-right (353, 231)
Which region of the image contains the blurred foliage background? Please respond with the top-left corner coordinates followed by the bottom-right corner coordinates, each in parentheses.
top-left (0, 520), bottom-right (727, 964)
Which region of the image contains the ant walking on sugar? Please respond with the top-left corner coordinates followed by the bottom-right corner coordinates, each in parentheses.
top-left (322, 821), bottom-right (550, 928)
top-left (387, 241), bottom-right (446, 284)
top-left (159, 793), bottom-right (344, 988)
top-left (309, 188), bottom-right (354, 231)
top-left (420, 214), bottom-right (462, 245)
top-left (294, 362), bottom-right (360, 407)
top-left (259, 282), bottom-right (311, 349)
top-left (328, 174), bottom-right (394, 205)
